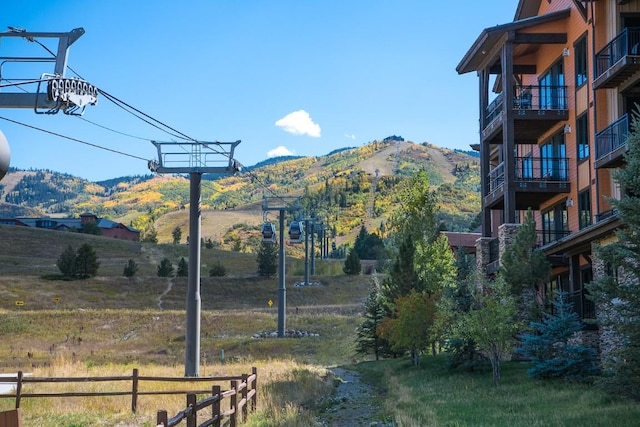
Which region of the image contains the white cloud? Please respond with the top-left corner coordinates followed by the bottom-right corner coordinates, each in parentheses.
top-left (344, 133), bottom-right (356, 140)
top-left (275, 110), bottom-right (321, 137)
top-left (267, 146), bottom-right (296, 158)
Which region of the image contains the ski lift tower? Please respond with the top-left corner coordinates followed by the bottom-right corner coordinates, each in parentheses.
top-left (262, 196), bottom-right (300, 338)
top-left (0, 27), bottom-right (98, 181)
top-left (149, 140), bottom-right (241, 377)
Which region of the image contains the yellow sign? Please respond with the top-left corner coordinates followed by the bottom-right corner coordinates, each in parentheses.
top-left (268, 299), bottom-right (273, 307)
top-left (15, 300), bottom-right (24, 306)
top-left (53, 297), bottom-right (61, 303)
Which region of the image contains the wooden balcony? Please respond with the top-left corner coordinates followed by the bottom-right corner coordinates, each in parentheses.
top-left (485, 156), bottom-right (571, 210)
top-left (594, 28), bottom-right (640, 90)
top-left (482, 85), bottom-right (569, 144)
top-left (595, 114), bottom-right (629, 169)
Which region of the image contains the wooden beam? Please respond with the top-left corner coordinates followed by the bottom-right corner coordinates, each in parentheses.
top-left (514, 33), bottom-right (567, 44)
top-left (489, 64), bottom-right (537, 74)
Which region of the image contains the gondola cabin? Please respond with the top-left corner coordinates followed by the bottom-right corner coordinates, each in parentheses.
top-left (261, 222), bottom-right (277, 243)
top-left (288, 221), bottom-right (304, 244)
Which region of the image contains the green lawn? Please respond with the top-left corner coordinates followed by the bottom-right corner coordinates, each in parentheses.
top-left (354, 355), bottom-right (640, 427)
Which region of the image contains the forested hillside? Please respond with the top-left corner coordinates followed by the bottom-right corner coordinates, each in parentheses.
top-left (0, 139), bottom-right (480, 247)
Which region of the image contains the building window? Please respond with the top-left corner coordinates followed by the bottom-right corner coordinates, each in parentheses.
top-left (539, 59), bottom-right (565, 109)
top-left (577, 113), bottom-right (589, 161)
top-left (541, 133), bottom-right (567, 180)
top-left (542, 202), bottom-right (569, 244)
top-left (575, 36), bottom-right (588, 87)
top-left (578, 190), bottom-right (592, 229)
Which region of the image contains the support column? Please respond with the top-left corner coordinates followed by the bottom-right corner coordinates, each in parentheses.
top-left (277, 210), bottom-right (286, 337)
top-left (502, 38), bottom-right (517, 223)
top-left (185, 172), bottom-right (202, 377)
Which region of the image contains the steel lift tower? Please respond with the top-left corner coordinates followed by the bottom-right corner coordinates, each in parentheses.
top-left (149, 141), bottom-right (241, 377)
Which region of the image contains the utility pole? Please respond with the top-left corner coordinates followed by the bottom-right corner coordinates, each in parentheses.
top-left (310, 221), bottom-right (316, 275)
top-left (150, 140), bottom-right (241, 377)
top-left (263, 197), bottom-right (299, 337)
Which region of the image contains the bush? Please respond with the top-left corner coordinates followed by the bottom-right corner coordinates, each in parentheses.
top-left (123, 259), bottom-right (138, 278)
top-left (157, 258), bottom-right (174, 277)
top-left (209, 261), bottom-right (227, 277)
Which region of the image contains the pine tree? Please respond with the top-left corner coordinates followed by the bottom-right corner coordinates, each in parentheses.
top-left (516, 292), bottom-right (599, 381)
top-left (172, 226), bottom-right (182, 245)
top-left (587, 111), bottom-right (640, 399)
top-left (75, 243), bottom-right (100, 278)
top-left (356, 277), bottom-right (391, 360)
top-left (57, 244), bottom-right (77, 278)
top-left (176, 257), bottom-right (188, 277)
top-left (157, 258), bottom-right (174, 277)
top-left (256, 241), bottom-right (278, 278)
top-left (123, 259), bottom-right (138, 278)
top-left (343, 248), bottom-right (362, 275)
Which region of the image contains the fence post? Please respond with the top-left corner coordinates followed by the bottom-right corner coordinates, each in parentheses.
top-left (230, 380), bottom-right (238, 427)
top-left (15, 371), bottom-right (23, 409)
top-left (131, 368), bottom-right (139, 413)
top-left (186, 393), bottom-right (197, 427)
top-left (241, 373), bottom-right (248, 422)
top-left (156, 409), bottom-right (168, 426)
top-left (212, 385), bottom-right (221, 427)
top-left (251, 367), bottom-right (258, 412)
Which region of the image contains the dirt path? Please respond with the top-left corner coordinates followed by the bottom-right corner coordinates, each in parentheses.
top-left (317, 367), bottom-right (394, 426)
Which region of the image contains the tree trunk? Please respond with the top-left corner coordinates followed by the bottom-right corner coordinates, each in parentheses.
top-left (490, 354), bottom-right (501, 385)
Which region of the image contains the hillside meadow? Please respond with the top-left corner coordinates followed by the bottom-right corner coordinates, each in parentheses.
top-left (1, 226), bottom-right (640, 426)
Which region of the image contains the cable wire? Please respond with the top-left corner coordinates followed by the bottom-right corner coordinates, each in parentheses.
top-left (0, 115), bottom-right (150, 162)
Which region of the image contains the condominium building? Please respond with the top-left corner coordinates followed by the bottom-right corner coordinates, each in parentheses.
top-left (457, 0), bottom-right (640, 351)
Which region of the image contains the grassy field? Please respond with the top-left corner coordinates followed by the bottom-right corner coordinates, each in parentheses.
top-left (1, 225), bottom-right (640, 426)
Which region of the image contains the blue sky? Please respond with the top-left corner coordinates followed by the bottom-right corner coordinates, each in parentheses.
top-left (1, 1), bottom-right (516, 181)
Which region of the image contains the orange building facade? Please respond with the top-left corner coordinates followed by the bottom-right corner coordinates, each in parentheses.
top-left (458, 0), bottom-right (640, 349)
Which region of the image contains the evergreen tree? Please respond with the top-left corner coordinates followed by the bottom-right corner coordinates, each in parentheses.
top-left (587, 111), bottom-right (640, 399)
top-left (256, 241), bottom-right (278, 278)
top-left (516, 292), bottom-right (599, 381)
top-left (500, 208), bottom-right (551, 320)
top-left (343, 248), bottom-right (362, 275)
top-left (172, 226), bottom-right (182, 245)
top-left (57, 244), bottom-right (77, 278)
top-left (176, 257), bottom-right (188, 277)
top-left (356, 277), bottom-right (391, 360)
top-left (75, 243), bottom-right (100, 278)
top-left (123, 259), bottom-right (138, 278)
top-left (157, 258), bottom-right (174, 277)
top-left (82, 221), bottom-right (102, 236)
top-left (209, 261), bottom-right (227, 277)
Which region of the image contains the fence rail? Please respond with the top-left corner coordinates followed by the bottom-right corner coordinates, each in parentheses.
top-left (0, 367), bottom-right (257, 425)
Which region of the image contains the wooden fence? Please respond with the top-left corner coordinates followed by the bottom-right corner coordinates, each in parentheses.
top-left (156, 369), bottom-right (257, 427)
top-left (0, 368), bottom-right (257, 425)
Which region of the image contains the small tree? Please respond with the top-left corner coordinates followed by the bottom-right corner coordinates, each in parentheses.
top-left (82, 221), bottom-right (102, 236)
top-left (516, 292), bottom-right (599, 381)
top-left (172, 226), bottom-right (182, 245)
top-left (57, 244), bottom-right (77, 278)
top-left (141, 226), bottom-right (158, 243)
top-left (176, 257), bottom-right (188, 277)
top-left (343, 248), bottom-right (362, 275)
top-left (123, 259), bottom-right (138, 278)
top-left (456, 277), bottom-right (519, 385)
top-left (209, 261), bottom-right (227, 277)
top-left (257, 241), bottom-right (278, 278)
top-left (157, 258), bottom-right (174, 277)
top-left (356, 277), bottom-right (390, 360)
top-left (75, 243), bottom-right (100, 278)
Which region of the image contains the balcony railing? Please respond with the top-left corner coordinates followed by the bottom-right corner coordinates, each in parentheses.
top-left (488, 157), bottom-right (570, 193)
top-left (595, 27), bottom-right (640, 79)
top-left (484, 85), bottom-right (568, 126)
top-left (539, 228), bottom-right (572, 246)
top-left (595, 114), bottom-right (629, 162)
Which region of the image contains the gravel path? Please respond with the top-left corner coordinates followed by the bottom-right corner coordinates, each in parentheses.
top-left (316, 367), bottom-right (394, 427)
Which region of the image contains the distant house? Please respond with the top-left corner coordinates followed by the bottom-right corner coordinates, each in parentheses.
top-left (0, 213), bottom-right (140, 241)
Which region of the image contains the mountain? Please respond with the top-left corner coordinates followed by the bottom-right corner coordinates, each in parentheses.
top-left (0, 140), bottom-right (480, 248)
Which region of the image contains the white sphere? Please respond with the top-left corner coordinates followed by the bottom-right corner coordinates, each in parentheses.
top-left (0, 129), bottom-right (9, 181)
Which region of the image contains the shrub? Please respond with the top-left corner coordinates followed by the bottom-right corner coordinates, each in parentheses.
top-left (209, 261), bottom-right (227, 277)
